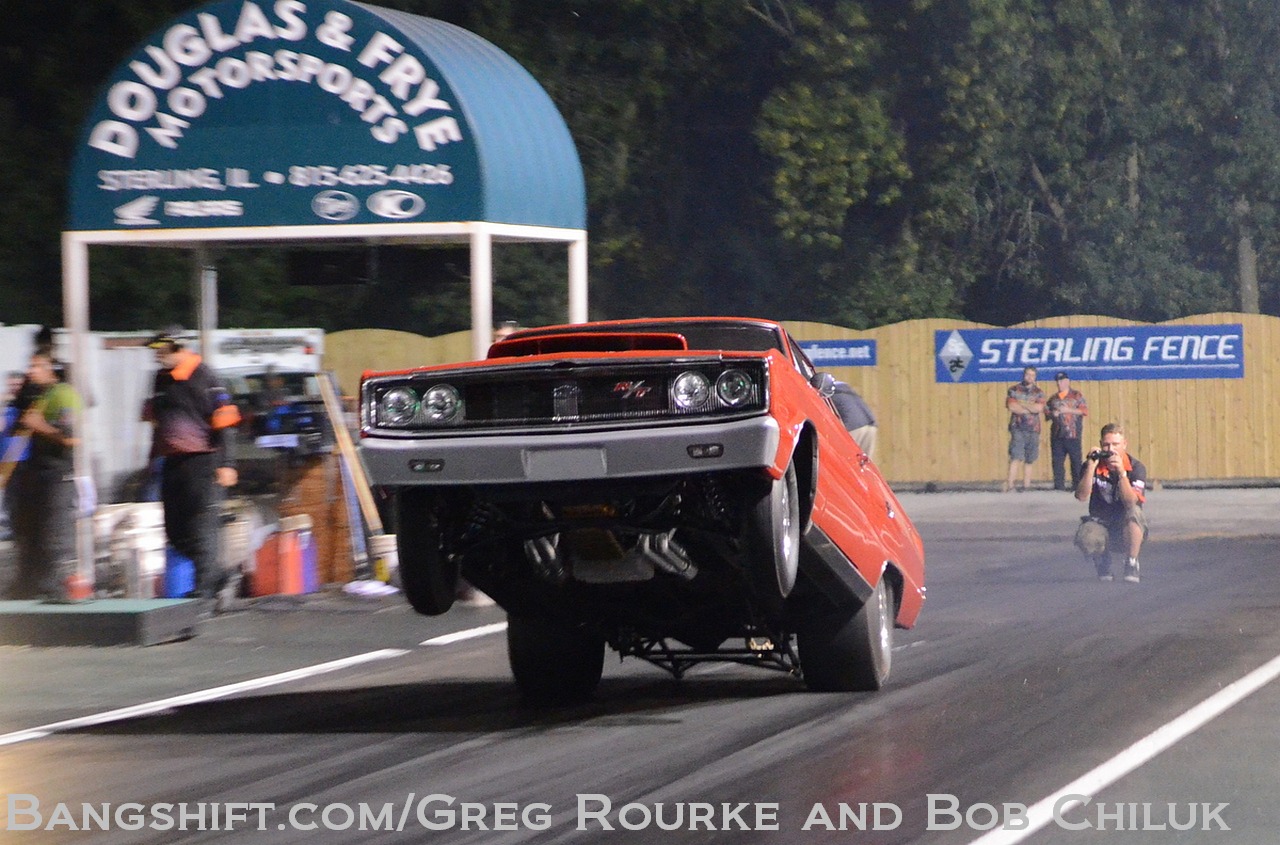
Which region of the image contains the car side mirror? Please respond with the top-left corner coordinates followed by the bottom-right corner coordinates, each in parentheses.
top-left (811, 372), bottom-right (836, 397)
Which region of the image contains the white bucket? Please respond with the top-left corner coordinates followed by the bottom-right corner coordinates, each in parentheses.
top-left (97, 506), bottom-right (168, 598)
top-left (368, 533), bottom-right (398, 583)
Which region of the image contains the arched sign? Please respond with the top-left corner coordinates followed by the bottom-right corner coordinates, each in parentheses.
top-left (68, 0), bottom-right (585, 231)
top-left (62, 1), bottom-right (590, 576)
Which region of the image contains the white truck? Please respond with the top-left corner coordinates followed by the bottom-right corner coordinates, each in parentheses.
top-left (0, 325), bottom-right (328, 500)
top-left (199, 329), bottom-right (331, 489)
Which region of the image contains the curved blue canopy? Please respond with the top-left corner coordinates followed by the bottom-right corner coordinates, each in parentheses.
top-left (68, 0), bottom-right (585, 232)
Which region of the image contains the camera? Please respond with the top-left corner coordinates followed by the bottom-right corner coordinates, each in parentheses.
top-left (1088, 449), bottom-right (1114, 462)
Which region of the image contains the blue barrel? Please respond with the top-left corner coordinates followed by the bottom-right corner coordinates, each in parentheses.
top-left (164, 547), bottom-right (195, 598)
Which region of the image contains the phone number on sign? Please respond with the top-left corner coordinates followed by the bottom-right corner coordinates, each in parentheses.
top-left (288, 164), bottom-right (453, 188)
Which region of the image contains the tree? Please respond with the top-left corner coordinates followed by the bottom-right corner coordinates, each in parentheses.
top-left (5, 0), bottom-right (1280, 334)
top-left (754, 2), bottom-right (949, 327)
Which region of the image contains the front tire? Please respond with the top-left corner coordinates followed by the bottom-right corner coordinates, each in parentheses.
top-left (745, 463), bottom-right (800, 602)
top-left (798, 577), bottom-right (893, 692)
top-left (507, 614), bottom-right (606, 704)
top-left (394, 489), bottom-right (458, 616)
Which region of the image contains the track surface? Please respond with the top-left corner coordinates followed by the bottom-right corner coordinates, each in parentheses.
top-left (2, 489), bottom-right (1279, 844)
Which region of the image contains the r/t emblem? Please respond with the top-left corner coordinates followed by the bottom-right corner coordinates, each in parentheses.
top-left (612, 381), bottom-right (651, 399)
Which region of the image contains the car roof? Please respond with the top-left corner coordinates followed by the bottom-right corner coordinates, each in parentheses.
top-left (501, 317), bottom-right (789, 354)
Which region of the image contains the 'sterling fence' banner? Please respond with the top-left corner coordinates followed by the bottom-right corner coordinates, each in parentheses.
top-left (935, 324), bottom-right (1244, 382)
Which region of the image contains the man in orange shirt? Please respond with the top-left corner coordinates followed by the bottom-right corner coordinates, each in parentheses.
top-left (1045, 371), bottom-right (1088, 491)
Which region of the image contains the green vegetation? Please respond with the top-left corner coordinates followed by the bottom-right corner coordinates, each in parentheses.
top-left (3, 0), bottom-right (1278, 331)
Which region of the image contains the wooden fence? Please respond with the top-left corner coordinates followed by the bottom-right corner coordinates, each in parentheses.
top-left (326, 312), bottom-right (1279, 487)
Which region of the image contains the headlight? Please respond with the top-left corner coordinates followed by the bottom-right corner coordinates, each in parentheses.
top-left (715, 369), bottom-right (754, 406)
top-left (671, 371), bottom-right (711, 411)
top-left (379, 387), bottom-right (419, 426)
top-left (422, 384), bottom-right (462, 423)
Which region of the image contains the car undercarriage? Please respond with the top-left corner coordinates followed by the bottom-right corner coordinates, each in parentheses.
top-left (385, 461), bottom-right (892, 701)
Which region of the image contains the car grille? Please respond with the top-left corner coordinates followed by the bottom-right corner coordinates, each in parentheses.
top-left (363, 360), bottom-right (768, 435)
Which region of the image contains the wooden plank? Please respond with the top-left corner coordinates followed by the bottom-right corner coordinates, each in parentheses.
top-left (317, 371), bottom-right (382, 535)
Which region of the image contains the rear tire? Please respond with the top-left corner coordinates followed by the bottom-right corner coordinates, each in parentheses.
top-left (395, 490), bottom-right (458, 616)
top-left (798, 577), bottom-right (893, 692)
top-left (507, 614), bottom-right (605, 704)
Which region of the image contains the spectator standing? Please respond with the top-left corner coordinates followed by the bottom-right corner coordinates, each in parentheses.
top-left (4, 351), bottom-right (81, 600)
top-left (492, 320), bottom-right (520, 345)
top-left (1003, 366), bottom-right (1045, 492)
top-left (1074, 423), bottom-right (1148, 583)
top-left (1, 370), bottom-right (27, 444)
top-left (143, 326), bottom-right (241, 603)
top-left (0, 370), bottom-right (28, 540)
top-left (1045, 371), bottom-right (1089, 491)
top-left (830, 380), bottom-right (878, 459)
top-left (4, 326), bottom-right (55, 447)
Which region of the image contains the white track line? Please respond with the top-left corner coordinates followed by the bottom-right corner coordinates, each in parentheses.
top-left (966, 650), bottom-right (1280, 845)
top-left (0, 648), bottom-right (409, 748)
top-left (421, 622), bottom-right (508, 646)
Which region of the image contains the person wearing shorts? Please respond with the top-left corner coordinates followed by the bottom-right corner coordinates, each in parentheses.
top-left (1004, 366), bottom-right (1045, 492)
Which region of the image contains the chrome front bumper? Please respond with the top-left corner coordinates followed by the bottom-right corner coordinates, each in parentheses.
top-left (360, 415), bottom-right (781, 487)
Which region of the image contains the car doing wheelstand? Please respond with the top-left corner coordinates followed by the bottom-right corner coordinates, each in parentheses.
top-left (360, 318), bottom-right (925, 703)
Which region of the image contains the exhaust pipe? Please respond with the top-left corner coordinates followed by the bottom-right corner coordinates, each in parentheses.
top-left (524, 534), bottom-right (565, 583)
top-left (638, 531), bottom-right (697, 580)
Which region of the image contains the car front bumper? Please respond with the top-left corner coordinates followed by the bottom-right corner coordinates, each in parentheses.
top-left (360, 415), bottom-right (781, 487)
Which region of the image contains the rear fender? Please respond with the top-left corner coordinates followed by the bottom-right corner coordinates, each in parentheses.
top-left (887, 561), bottom-right (925, 628)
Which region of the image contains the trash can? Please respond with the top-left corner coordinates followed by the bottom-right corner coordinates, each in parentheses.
top-left (299, 521), bottom-right (319, 593)
top-left (250, 514), bottom-right (313, 596)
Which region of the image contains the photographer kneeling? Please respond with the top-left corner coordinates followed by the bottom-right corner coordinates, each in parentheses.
top-left (1074, 423), bottom-right (1148, 583)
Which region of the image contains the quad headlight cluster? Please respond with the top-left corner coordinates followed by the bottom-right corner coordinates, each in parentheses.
top-left (671, 368), bottom-right (757, 412)
top-left (369, 383), bottom-right (463, 429)
top-left (363, 361), bottom-right (765, 433)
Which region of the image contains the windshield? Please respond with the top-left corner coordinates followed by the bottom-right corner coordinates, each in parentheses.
top-left (224, 372), bottom-right (322, 401)
top-left (523, 321), bottom-right (785, 354)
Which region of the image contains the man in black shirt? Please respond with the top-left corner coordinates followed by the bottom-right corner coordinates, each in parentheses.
top-left (143, 326), bottom-right (241, 602)
top-left (830, 380), bottom-right (877, 459)
top-left (1074, 423), bottom-right (1148, 583)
